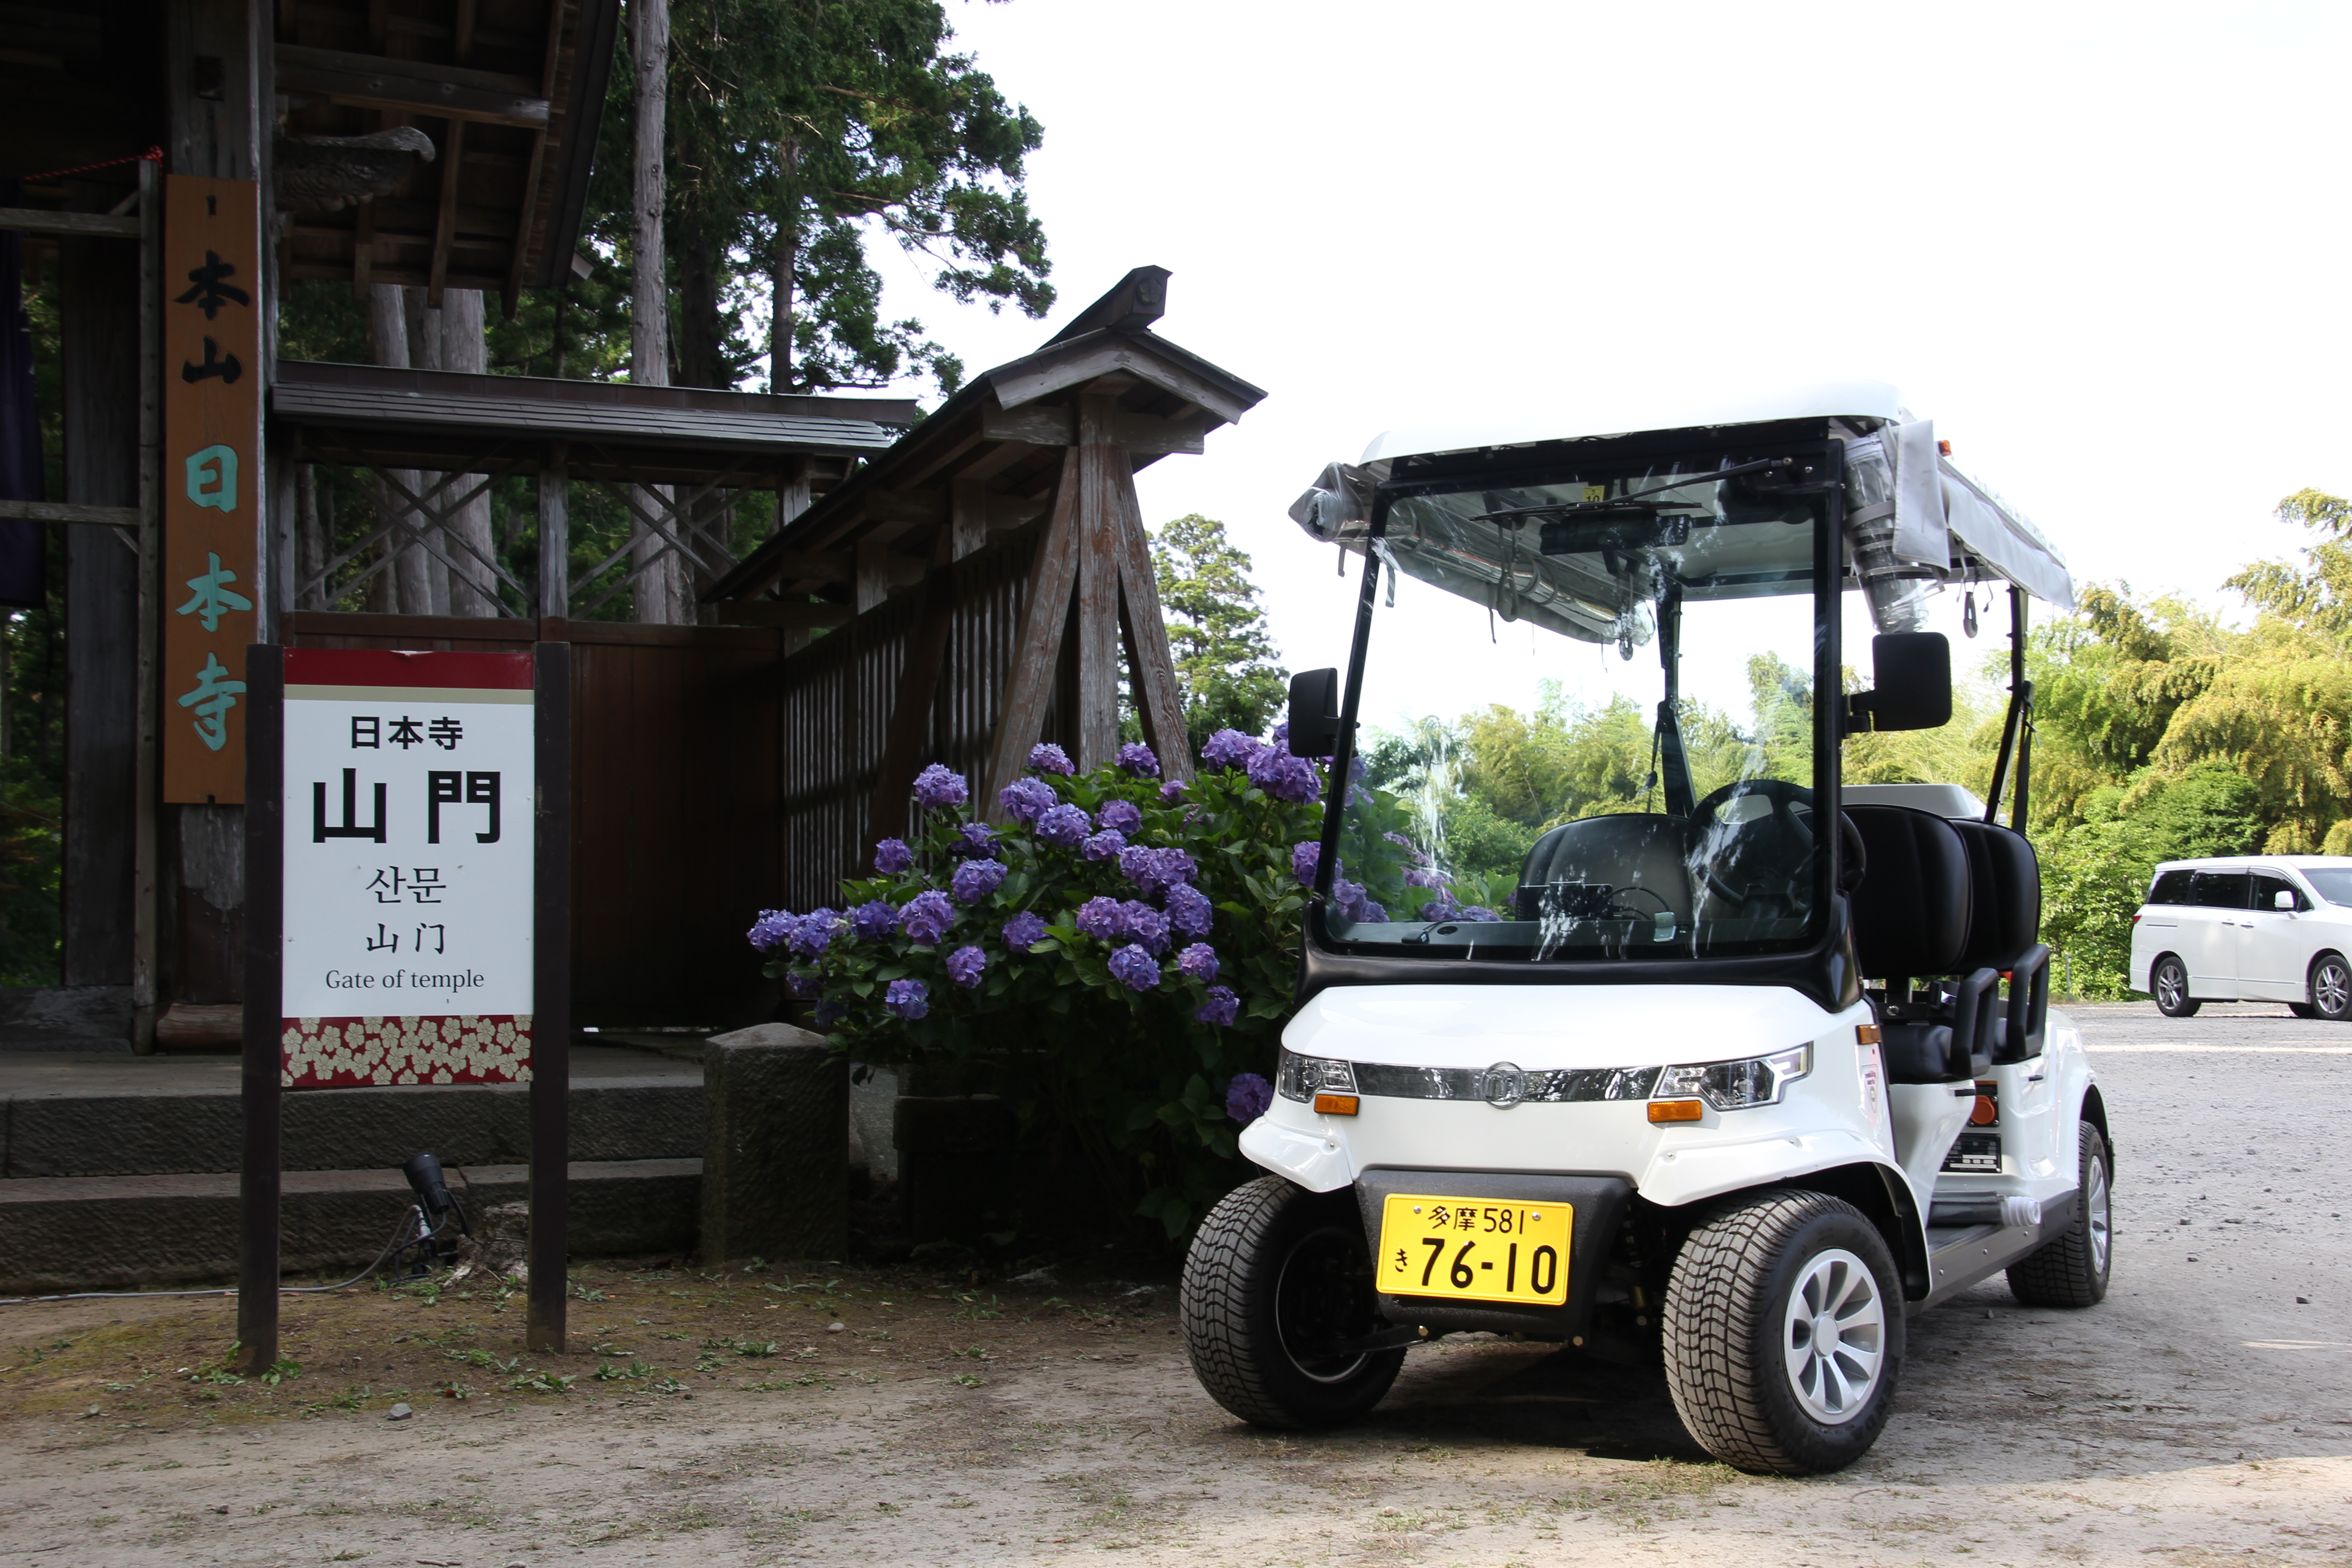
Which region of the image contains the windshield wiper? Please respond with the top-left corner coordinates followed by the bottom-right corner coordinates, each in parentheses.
top-left (1471, 457), bottom-right (1794, 524)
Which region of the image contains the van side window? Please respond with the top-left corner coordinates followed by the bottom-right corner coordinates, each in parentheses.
top-left (2251, 872), bottom-right (2306, 912)
top-left (2147, 870), bottom-right (2194, 905)
top-left (2188, 870), bottom-right (2250, 909)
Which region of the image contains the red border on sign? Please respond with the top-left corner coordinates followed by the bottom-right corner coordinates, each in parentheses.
top-left (285, 649), bottom-right (535, 690)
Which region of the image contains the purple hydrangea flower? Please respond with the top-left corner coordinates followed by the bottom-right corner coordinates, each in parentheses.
top-left (748, 909), bottom-right (797, 952)
top-left (950, 857), bottom-right (1008, 905)
top-left (1119, 901), bottom-right (1170, 956)
top-left (813, 999), bottom-right (846, 1028)
top-left (946, 945), bottom-right (987, 988)
top-left (872, 838), bottom-right (914, 875)
top-left (1331, 879), bottom-right (1388, 924)
top-left (785, 970), bottom-right (821, 999)
top-left (1384, 830), bottom-right (1431, 864)
top-left (1159, 779), bottom-right (1189, 803)
top-left (1418, 889), bottom-right (1462, 922)
top-left (1074, 897), bottom-right (1122, 941)
top-left (1289, 841), bottom-right (1321, 887)
top-left (1247, 748), bottom-right (1321, 803)
top-left (1269, 720), bottom-right (1291, 753)
top-left (1200, 729), bottom-right (1259, 770)
top-left (1225, 1071), bottom-right (1273, 1124)
top-left (1081, 828), bottom-right (1127, 862)
top-left (1107, 944), bottom-right (1161, 991)
top-left (1120, 845), bottom-right (1198, 898)
top-left (1164, 882), bottom-right (1214, 938)
top-left (999, 776), bottom-right (1056, 824)
top-left (849, 901), bottom-right (898, 940)
top-left (1003, 910), bottom-right (1049, 949)
top-left (1027, 742), bottom-right (1075, 775)
top-left (789, 908), bottom-right (840, 957)
top-left (956, 822), bottom-right (1001, 859)
top-left (1098, 798), bottom-right (1142, 835)
top-left (1459, 906), bottom-right (1501, 922)
top-left (1195, 986), bottom-right (1240, 1027)
top-left (1035, 802), bottom-right (1091, 849)
top-left (884, 978), bottom-right (929, 1019)
top-left (912, 764), bottom-right (967, 810)
top-left (1176, 942), bottom-right (1220, 982)
top-left (899, 889), bottom-right (957, 945)
top-left (1403, 866), bottom-right (1446, 888)
top-left (1116, 742), bottom-right (1160, 777)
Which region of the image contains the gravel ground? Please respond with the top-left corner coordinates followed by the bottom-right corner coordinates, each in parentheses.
top-left (1, 1000), bottom-right (2347, 1567)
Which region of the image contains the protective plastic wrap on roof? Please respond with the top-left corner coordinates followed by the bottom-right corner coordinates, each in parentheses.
top-left (1287, 392), bottom-right (2073, 638)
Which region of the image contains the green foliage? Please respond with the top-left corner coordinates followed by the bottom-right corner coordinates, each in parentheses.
top-left (1151, 515), bottom-right (1288, 756)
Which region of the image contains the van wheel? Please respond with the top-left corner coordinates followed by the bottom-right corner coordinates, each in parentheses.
top-left (1661, 1192), bottom-right (1905, 1476)
top-left (2151, 956), bottom-right (2200, 1017)
top-left (2310, 954), bottom-right (2352, 1022)
top-left (2008, 1122), bottom-right (2112, 1307)
top-left (1181, 1176), bottom-right (1403, 1429)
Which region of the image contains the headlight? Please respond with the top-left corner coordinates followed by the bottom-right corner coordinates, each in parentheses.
top-left (1277, 1050), bottom-right (1358, 1102)
top-left (1655, 1045), bottom-right (1810, 1111)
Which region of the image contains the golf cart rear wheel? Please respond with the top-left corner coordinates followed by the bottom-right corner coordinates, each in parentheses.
top-left (1661, 1191), bottom-right (1905, 1476)
top-left (1181, 1176), bottom-right (1403, 1429)
top-left (2008, 1121), bottom-right (2113, 1308)
top-left (2151, 955), bottom-right (2200, 1017)
top-left (2310, 953), bottom-right (2352, 1022)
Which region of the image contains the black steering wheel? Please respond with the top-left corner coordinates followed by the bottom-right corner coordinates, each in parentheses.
top-left (1690, 779), bottom-right (1817, 914)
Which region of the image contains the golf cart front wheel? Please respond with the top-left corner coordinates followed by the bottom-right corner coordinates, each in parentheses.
top-left (2151, 955), bottom-right (2200, 1017)
top-left (1662, 1191), bottom-right (1906, 1476)
top-left (1181, 1176), bottom-right (1403, 1429)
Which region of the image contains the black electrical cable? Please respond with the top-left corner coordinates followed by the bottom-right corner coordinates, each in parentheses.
top-left (0, 1209), bottom-right (446, 1306)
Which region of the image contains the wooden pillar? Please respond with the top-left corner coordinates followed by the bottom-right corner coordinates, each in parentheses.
top-left (536, 443), bottom-right (569, 619)
top-left (59, 222), bottom-right (141, 987)
top-left (981, 446), bottom-right (1083, 816)
top-left (1071, 396), bottom-right (1121, 770)
top-left (1111, 473), bottom-right (1194, 783)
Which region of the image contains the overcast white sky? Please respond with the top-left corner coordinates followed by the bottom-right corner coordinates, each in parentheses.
top-left (845, 0), bottom-right (2352, 727)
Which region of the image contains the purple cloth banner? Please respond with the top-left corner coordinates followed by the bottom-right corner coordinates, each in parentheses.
top-left (0, 177), bottom-right (50, 609)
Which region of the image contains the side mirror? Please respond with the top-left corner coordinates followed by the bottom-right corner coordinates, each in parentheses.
top-left (1287, 668), bottom-right (1342, 757)
top-left (2276, 890), bottom-right (2297, 911)
top-left (1848, 632), bottom-right (1951, 733)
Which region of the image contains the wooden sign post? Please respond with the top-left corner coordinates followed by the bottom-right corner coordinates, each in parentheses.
top-left (239, 645), bottom-right (573, 1371)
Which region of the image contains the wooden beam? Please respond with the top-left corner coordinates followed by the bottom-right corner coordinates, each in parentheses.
top-left (350, 196), bottom-right (375, 299)
top-left (500, 0), bottom-right (563, 318)
top-left (868, 547), bottom-right (958, 852)
top-left (1072, 395), bottom-right (1122, 770)
top-left (1112, 470), bottom-right (1195, 784)
top-left (275, 44), bottom-right (551, 129)
top-left (867, 486), bottom-right (947, 526)
top-left (981, 446), bottom-right (1084, 818)
top-left (0, 207), bottom-right (140, 240)
top-left (0, 498), bottom-right (141, 527)
top-left (712, 600), bottom-right (853, 630)
top-left (426, 121), bottom-right (465, 307)
top-left (979, 401), bottom-right (1211, 456)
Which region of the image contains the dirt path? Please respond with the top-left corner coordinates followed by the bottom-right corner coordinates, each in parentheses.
top-left (2, 1002), bottom-right (2347, 1566)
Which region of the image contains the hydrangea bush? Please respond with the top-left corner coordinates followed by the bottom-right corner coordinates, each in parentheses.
top-left (748, 729), bottom-right (1503, 1238)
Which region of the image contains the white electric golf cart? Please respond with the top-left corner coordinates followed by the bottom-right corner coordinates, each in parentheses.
top-left (1179, 385), bottom-right (2113, 1475)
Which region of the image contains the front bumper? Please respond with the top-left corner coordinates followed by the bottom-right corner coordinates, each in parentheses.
top-left (1351, 1168), bottom-right (1633, 1341)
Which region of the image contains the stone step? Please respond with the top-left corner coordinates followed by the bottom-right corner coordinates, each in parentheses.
top-left (0, 1046), bottom-right (701, 1176)
top-left (0, 985), bottom-right (135, 1054)
top-left (0, 1158), bottom-right (702, 1295)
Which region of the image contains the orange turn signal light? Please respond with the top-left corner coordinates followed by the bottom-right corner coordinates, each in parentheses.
top-left (1856, 1024), bottom-right (1882, 1045)
top-left (1649, 1098), bottom-right (1705, 1123)
top-left (1971, 1095), bottom-right (1997, 1127)
top-left (1313, 1093), bottom-right (1360, 1116)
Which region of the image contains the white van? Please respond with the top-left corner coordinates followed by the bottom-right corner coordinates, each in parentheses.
top-left (2130, 856), bottom-right (2352, 1019)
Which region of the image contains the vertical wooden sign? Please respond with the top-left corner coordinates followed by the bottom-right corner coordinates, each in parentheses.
top-left (162, 176), bottom-right (264, 804)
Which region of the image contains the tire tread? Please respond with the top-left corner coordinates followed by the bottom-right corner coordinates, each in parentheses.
top-left (2007, 1122), bottom-right (2110, 1308)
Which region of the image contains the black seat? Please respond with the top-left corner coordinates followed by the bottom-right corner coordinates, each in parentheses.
top-left (1846, 805), bottom-right (2000, 1083)
top-left (1949, 818), bottom-right (2050, 1062)
top-left (1517, 813), bottom-right (1695, 923)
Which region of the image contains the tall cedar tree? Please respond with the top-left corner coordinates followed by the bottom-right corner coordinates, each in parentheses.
top-left (1150, 514), bottom-right (1288, 755)
top-left (622, 0), bottom-right (1054, 392)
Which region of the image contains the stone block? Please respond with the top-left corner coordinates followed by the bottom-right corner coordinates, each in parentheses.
top-left (700, 1023), bottom-right (846, 1264)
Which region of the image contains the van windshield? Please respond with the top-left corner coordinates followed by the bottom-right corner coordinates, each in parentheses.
top-left (2302, 869), bottom-right (2352, 906)
top-left (1319, 446), bottom-right (1833, 962)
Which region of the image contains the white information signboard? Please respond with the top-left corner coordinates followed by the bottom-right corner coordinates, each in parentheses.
top-left (279, 649), bottom-right (535, 1087)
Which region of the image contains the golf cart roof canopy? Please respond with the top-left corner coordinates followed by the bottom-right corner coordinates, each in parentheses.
top-left (1290, 380), bottom-right (2073, 614)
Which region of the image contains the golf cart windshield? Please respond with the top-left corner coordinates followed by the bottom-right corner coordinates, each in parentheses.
top-left (1320, 441), bottom-right (1834, 963)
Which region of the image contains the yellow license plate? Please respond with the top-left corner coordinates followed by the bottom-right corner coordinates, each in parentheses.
top-left (1377, 1193), bottom-right (1572, 1306)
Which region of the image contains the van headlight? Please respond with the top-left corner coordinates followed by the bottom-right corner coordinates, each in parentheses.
top-left (1277, 1050), bottom-right (1358, 1102)
top-left (1655, 1045), bottom-right (1810, 1110)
